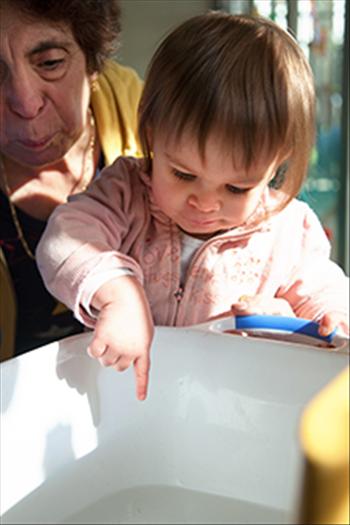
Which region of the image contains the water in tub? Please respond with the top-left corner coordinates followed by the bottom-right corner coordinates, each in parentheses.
top-left (63, 485), bottom-right (286, 524)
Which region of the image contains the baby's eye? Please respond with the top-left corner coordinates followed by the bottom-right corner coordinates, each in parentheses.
top-left (173, 170), bottom-right (196, 182)
top-left (226, 184), bottom-right (250, 194)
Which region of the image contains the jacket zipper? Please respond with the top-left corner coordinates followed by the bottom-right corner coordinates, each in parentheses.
top-left (171, 237), bottom-right (224, 325)
top-left (174, 287), bottom-right (184, 302)
top-left (171, 226), bottom-right (262, 325)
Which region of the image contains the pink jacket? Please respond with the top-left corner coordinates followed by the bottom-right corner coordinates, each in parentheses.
top-left (37, 157), bottom-right (349, 328)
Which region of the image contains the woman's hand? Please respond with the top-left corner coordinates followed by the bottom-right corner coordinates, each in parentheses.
top-left (231, 294), bottom-right (295, 317)
top-left (87, 276), bottom-right (154, 401)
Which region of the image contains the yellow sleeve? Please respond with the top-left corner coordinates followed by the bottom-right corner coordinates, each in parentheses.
top-left (91, 60), bottom-right (144, 165)
top-left (0, 249), bottom-right (16, 361)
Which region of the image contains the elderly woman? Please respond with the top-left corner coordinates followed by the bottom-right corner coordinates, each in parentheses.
top-left (0, 0), bottom-right (143, 359)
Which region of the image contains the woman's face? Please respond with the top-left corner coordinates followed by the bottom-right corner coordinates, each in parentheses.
top-left (0, 5), bottom-right (93, 168)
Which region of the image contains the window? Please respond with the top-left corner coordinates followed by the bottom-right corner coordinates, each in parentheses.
top-left (217, 0), bottom-right (349, 270)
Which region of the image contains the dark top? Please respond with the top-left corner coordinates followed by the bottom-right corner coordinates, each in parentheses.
top-left (0, 155), bottom-right (104, 356)
top-left (0, 190), bottom-right (84, 355)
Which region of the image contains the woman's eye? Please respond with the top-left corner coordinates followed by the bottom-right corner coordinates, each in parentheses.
top-left (39, 58), bottom-right (65, 70)
top-left (173, 170), bottom-right (196, 182)
top-left (226, 184), bottom-right (250, 194)
top-left (34, 53), bottom-right (68, 80)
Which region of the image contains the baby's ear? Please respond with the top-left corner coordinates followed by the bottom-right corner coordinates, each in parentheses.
top-left (268, 161), bottom-right (289, 189)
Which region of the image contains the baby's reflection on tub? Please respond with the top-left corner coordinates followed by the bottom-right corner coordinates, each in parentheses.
top-left (56, 334), bottom-right (102, 427)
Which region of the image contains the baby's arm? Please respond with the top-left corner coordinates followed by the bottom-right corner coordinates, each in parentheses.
top-left (276, 257), bottom-right (349, 337)
top-left (87, 275), bottom-right (154, 400)
top-left (228, 204), bottom-right (349, 337)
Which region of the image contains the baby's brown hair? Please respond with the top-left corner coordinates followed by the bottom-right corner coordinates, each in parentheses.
top-left (138, 11), bottom-right (315, 212)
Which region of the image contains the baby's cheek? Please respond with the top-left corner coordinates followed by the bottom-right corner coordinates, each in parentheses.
top-left (152, 184), bottom-right (176, 217)
top-left (243, 193), bottom-right (264, 220)
top-left (151, 184), bottom-right (164, 207)
top-left (228, 200), bottom-right (255, 224)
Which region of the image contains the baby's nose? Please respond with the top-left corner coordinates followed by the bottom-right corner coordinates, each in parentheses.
top-left (187, 192), bottom-right (220, 213)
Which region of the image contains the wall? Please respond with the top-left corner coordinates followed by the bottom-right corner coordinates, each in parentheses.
top-left (117, 0), bottom-right (214, 78)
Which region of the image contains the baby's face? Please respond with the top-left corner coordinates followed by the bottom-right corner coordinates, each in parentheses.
top-left (151, 132), bottom-right (281, 238)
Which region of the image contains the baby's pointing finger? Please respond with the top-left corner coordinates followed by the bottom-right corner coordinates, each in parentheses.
top-left (134, 355), bottom-right (150, 401)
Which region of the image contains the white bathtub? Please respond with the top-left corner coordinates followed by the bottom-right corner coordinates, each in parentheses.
top-left (1, 320), bottom-right (348, 524)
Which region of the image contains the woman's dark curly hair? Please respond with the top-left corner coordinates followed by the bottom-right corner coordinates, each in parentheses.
top-left (3, 0), bottom-right (121, 73)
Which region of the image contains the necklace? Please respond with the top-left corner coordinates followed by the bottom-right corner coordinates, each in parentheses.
top-left (69, 110), bottom-right (96, 193)
top-left (0, 111), bottom-right (96, 260)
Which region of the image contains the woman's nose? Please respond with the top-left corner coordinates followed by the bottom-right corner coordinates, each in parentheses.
top-left (187, 191), bottom-right (220, 213)
top-left (5, 71), bottom-right (45, 119)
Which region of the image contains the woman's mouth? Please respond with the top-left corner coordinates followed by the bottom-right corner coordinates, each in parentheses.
top-left (18, 135), bottom-right (55, 151)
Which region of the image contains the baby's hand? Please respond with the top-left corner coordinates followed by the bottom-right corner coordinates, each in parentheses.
top-left (318, 312), bottom-right (349, 338)
top-left (231, 294), bottom-right (295, 317)
top-left (87, 276), bottom-right (154, 401)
